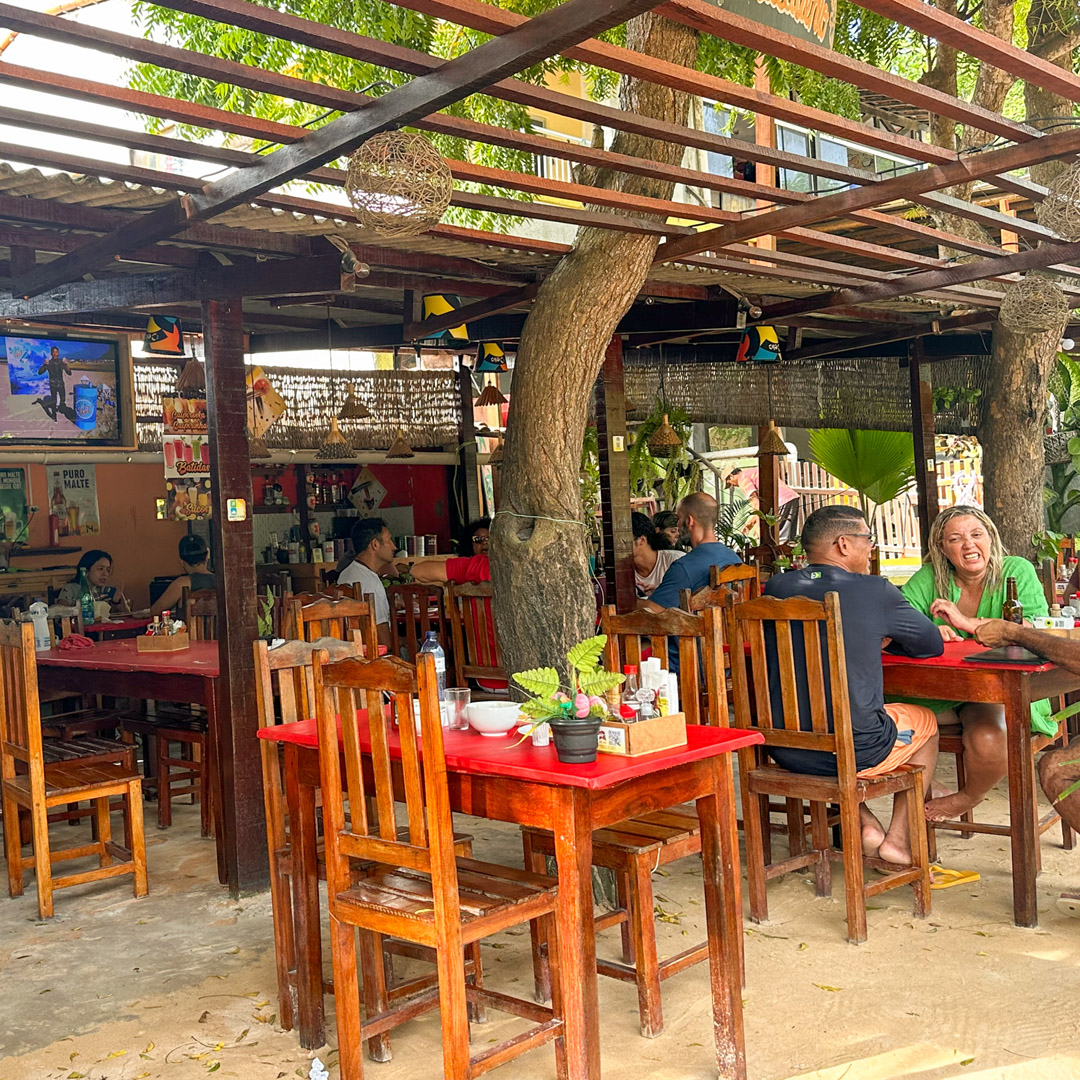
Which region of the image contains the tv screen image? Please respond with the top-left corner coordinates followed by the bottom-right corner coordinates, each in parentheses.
top-left (1, 333), bottom-right (126, 446)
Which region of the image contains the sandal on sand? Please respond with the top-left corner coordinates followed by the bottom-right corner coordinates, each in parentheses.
top-left (1057, 892), bottom-right (1080, 919)
top-left (930, 864), bottom-right (980, 889)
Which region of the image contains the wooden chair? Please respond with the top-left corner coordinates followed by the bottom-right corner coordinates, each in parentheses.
top-left (183, 587), bottom-right (217, 640)
top-left (315, 651), bottom-right (564, 1079)
top-left (0, 620), bottom-right (147, 918)
top-left (387, 583), bottom-right (449, 663)
top-left (725, 592), bottom-right (931, 944)
top-left (288, 596), bottom-right (379, 658)
top-left (253, 638), bottom-right (477, 1033)
top-left (443, 580), bottom-right (508, 696)
top-left (522, 604), bottom-right (728, 1038)
top-left (685, 562), bottom-right (761, 610)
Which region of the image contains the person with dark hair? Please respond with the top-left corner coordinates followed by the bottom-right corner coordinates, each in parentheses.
top-left (461, 517), bottom-right (490, 557)
top-left (338, 517), bottom-right (395, 647)
top-left (151, 533), bottom-right (216, 615)
top-left (652, 510), bottom-right (684, 551)
top-left (57, 549), bottom-right (124, 610)
top-left (764, 504), bottom-right (944, 863)
top-left (632, 511), bottom-right (684, 597)
top-left (641, 493), bottom-right (741, 672)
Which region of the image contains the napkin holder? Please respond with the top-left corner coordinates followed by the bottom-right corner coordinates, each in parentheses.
top-left (598, 711), bottom-right (687, 757)
top-left (137, 632), bottom-right (190, 652)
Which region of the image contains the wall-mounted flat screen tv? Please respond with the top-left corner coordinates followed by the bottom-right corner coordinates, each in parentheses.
top-left (0, 330), bottom-right (135, 449)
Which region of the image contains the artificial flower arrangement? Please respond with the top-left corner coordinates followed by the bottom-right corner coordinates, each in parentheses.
top-left (512, 635), bottom-right (625, 724)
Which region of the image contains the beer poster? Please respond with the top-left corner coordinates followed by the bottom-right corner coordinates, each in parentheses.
top-left (0, 467), bottom-right (28, 544)
top-left (48, 465), bottom-right (100, 536)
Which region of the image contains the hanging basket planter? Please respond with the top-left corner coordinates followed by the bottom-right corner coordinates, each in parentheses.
top-left (647, 413), bottom-right (682, 458)
top-left (345, 130), bottom-right (453, 239)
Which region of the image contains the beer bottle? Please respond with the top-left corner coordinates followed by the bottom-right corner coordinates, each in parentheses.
top-left (1002, 576), bottom-right (1024, 624)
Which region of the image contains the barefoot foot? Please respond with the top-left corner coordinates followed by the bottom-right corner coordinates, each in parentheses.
top-left (928, 781), bottom-right (953, 801)
top-left (877, 835), bottom-right (912, 866)
top-left (925, 790), bottom-right (981, 822)
top-left (860, 816), bottom-right (885, 857)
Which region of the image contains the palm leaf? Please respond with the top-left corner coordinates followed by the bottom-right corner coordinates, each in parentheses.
top-left (512, 667), bottom-right (560, 698)
top-left (567, 636), bottom-right (606, 674)
top-left (578, 669), bottom-right (624, 696)
top-left (807, 429), bottom-right (916, 514)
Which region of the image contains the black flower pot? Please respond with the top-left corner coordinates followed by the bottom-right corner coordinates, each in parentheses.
top-left (548, 717), bottom-right (603, 764)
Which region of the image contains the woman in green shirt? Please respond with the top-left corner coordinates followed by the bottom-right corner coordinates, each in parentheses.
top-left (900, 505), bottom-right (1051, 824)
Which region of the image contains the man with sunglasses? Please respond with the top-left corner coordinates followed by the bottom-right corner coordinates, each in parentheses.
top-left (764, 504), bottom-right (944, 865)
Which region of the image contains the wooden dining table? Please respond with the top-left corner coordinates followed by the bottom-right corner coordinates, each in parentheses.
top-left (882, 638), bottom-right (1080, 928)
top-left (35, 638), bottom-right (225, 881)
top-left (260, 717), bottom-right (762, 1080)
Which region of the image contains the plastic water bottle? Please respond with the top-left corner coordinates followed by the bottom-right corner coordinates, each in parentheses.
top-left (77, 568), bottom-right (95, 628)
top-left (419, 631), bottom-right (448, 725)
top-left (29, 601), bottom-right (51, 651)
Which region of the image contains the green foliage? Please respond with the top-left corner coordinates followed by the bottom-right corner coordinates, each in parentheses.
top-left (628, 403), bottom-right (700, 508)
top-left (511, 634), bottom-right (624, 723)
top-left (512, 666), bottom-right (560, 698)
top-left (807, 429), bottom-right (916, 524)
top-left (580, 425), bottom-right (600, 542)
top-left (577, 668), bottom-right (625, 697)
top-left (1032, 529), bottom-right (1066, 564)
top-left (567, 635), bottom-right (605, 674)
top-left (717, 493), bottom-right (755, 552)
top-left (256, 586), bottom-right (275, 638)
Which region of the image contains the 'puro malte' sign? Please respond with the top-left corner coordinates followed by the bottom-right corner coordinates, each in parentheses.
top-left (712, 0), bottom-right (835, 49)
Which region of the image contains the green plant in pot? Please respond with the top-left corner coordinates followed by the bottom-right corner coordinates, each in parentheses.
top-left (512, 636), bottom-right (624, 764)
top-left (256, 586), bottom-right (276, 641)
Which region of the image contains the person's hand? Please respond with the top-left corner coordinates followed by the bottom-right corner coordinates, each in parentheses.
top-left (937, 622), bottom-right (962, 642)
top-left (929, 598), bottom-right (978, 635)
top-left (973, 618), bottom-right (1016, 648)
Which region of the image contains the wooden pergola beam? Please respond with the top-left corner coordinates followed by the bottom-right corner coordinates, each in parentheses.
top-left (853, 0), bottom-right (1080, 104)
top-left (657, 125), bottom-right (1080, 264)
top-left (765, 238), bottom-right (1080, 321)
top-left (785, 311), bottom-right (997, 361)
top-left (401, 283), bottom-right (541, 341)
top-left (13, 0), bottom-right (665, 297)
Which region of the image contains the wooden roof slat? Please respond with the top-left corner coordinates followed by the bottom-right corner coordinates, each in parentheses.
top-left (785, 311), bottom-right (996, 361)
top-left (13, 0), bottom-right (663, 297)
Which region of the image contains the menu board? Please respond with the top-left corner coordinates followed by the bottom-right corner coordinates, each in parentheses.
top-left (163, 396), bottom-right (212, 519)
top-left (0, 467), bottom-right (28, 543)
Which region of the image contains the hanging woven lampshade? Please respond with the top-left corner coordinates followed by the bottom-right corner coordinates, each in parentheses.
top-left (1036, 162), bottom-right (1080, 242)
top-left (475, 384), bottom-right (507, 408)
top-left (338, 383), bottom-right (371, 420)
top-left (998, 274), bottom-right (1070, 332)
top-left (316, 416), bottom-right (356, 460)
top-left (488, 441), bottom-right (504, 465)
top-left (385, 428), bottom-right (415, 459)
top-left (345, 131), bottom-right (453, 239)
top-left (175, 357), bottom-right (205, 393)
top-left (247, 427), bottom-right (271, 460)
top-left (758, 420), bottom-right (789, 456)
top-left (647, 414), bottom-right (682, 458)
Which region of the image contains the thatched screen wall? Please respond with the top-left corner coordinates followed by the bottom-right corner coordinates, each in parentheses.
top-left (135, 364), bottom-right (460, 451)
top-left (621, 348), bottom-right (990, 435)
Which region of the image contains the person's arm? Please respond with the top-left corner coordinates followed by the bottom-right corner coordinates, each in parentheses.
top-left (927, 598), bottom-right (971, 639)
top-left (151, 575), bottom-right (189, 616)
top-left (881, 581), bottom-right (945, 658)
top-left (410, 557), bottom-right (450, 584)
top-left (901, 565), bottom-right (962, 640)
top-left (974, 618), bottom-right (1080, 674)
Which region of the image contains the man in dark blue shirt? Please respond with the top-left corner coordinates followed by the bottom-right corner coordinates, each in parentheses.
top-left (764, 504), bottom-right (942, 865)
top-left (642, 492), bottom-right (741, 673)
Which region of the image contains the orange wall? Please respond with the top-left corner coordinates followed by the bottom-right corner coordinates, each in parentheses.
top-left (15, 462), bottom-right (186, 609)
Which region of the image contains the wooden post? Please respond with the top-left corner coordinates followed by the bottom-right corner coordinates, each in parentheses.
top-left (756, 423), bottom-right (780, 557)
top-left (202, 298), bottom-right (268, 895)
top-left (596, 336), bottom-right (635, 612)
top-left (457, 363), bottom-right (481, 522)
top-left (908, 340), bottom-right (939, 555)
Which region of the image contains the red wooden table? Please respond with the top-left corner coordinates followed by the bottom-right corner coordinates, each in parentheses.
top-left (883, 639), bottom-right (1080, 927)
top-left (36, 639), bottom-right (225, 881)
top-left (84, 617), bottom-right (151, 641)
top-left (260, 717), bottom-right (762, 1079)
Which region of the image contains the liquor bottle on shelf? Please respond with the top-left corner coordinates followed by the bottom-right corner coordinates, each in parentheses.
top-left (329, 473), bottom-right (340, 505)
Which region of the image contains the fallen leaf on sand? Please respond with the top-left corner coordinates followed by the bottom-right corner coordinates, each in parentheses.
top-left (813, 983), bottom-right (842, 992)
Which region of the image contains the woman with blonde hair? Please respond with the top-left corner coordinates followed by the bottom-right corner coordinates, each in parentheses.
top-left (899, 504), bottom-right (1053, 821)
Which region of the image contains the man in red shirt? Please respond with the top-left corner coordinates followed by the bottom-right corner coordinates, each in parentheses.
top-left (726, 466), bottom-right (801, 542)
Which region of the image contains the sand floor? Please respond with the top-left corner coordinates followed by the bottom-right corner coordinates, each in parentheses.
top-left (2, 771), bottom-right (1079, 1080)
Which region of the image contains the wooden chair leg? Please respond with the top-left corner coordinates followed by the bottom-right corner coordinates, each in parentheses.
top-left (809, 800), bottom-right (832, 898)
top-left (329, 915), bottom-right (364, 1080)
top-left (157, 736), bottom-right (172, 829)
top-left (906, 774), bottom-right (931, 919)
top-left (839, 795), bottom-right (867, 945)
top-left (434, 929), bottom-right (471, 1080)
top-left (785, 798), bottom-right (806, 858)
top-left (629, 852), bottom-right (664, 1038)
top-left (954, 750), bottom-right (975, 839)
top-left (30, 799), bottom-right (54, 919)
top-left (543, 911), bottom-right (569, 1080)
top-left (358, 930), bottom-right (392, 1064)
top-left (1062, 818), bottom-right (1076, 851)
top-left (743, 789), bottom-right (771, 925)
top-left (270, 855), bottom-right (297, 1033)
top-left (521, 833), bottom-right (551, 1003)
top-left (616, 870), bottom-right (635, 966)
top-left (3, 790), bottom-right (24, 898)
top-left (128, 780), bottom-right (148, 900)
top-left (1032, 767), bottom-right (1044, 875)
top-left (94, 796), bottom-right (113, 867)
top-left (197, 742), bottom-right (212, 838)
top-left (465, 940), bottom-right (486, 1024)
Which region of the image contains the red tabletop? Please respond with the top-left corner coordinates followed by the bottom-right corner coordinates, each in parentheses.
top-left (85, 617), bottom-right (151, 634)
top-left (882, 638), bottom-right (1054, 673)
top-left (260, 714), bottom-right (762, 791)
top-left (35, 637), bottom-right (220, 677)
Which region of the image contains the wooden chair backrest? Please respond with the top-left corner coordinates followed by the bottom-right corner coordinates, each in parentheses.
top-left (183, 588), bottom-right (218, 640)
top-left (314, 653), bottom-right (458, 907)
top-left (288, 596), bottom-right (379, 658)
top-left (388, 583), bottom-right (449, 663)
top-left (444, 580), bottom-right (506, 686)
top-left (253, 637), bottom-right (364, 856)
top-left (0, 620), bottom-right (43, 784)
top-left (47, 610), bottom-right (84, 647)
top-left (723, 591), bottom-right (856, 775)
top-left (599, 604), bottom-right (712, 726)
top-left (684, 563), bottom-right (761, 612)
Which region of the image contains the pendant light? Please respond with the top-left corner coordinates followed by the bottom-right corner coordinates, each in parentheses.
top-left (647, 345), bottom-right (682, 458)
top-left (385, 428), bottom-right (415, 459)
top-left (317, 306), bottom-right (356, 460)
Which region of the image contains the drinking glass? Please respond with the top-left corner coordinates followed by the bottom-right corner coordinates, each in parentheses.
top-left (445, 688), bottom-right (471, 730)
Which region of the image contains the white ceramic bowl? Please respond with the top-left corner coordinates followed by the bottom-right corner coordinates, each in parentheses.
top-left (466, 700), bottom-right (521, 737)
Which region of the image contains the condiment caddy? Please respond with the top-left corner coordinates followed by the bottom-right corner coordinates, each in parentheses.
top-left (137, 609), bottom-right (190, 652)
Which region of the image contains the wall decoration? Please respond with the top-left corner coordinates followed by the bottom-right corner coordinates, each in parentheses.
top-left (48, 464), bottom-right (100, 536)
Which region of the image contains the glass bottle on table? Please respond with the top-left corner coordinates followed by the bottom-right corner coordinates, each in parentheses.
top-left (77, 567), bottom-right (95, 628)
top-left (1002, 576), bottom-right (1024, 624)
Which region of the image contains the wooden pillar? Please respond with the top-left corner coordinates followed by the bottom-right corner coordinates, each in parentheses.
top-left (202, 298), bottom-right (268, 896)
top-left (457, 363), bottom-right (481, 522)
top-left (752, 57), bottom-right (776, 255)
top-left (756, 424), bottom-right (780, 547)
top-left (908, 340), bottom-right (939, 555)
top-left (596, 336), bottom-right (635, 612)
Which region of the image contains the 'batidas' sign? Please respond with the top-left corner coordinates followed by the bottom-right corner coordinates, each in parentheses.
top-left (711, 0), bottom-right (835, 48)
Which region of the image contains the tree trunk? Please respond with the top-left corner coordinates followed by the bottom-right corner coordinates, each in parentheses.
top-left (491, 14), bottom-right (698, 680)
top-left (979, 323), bottom-right (1061, 556)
